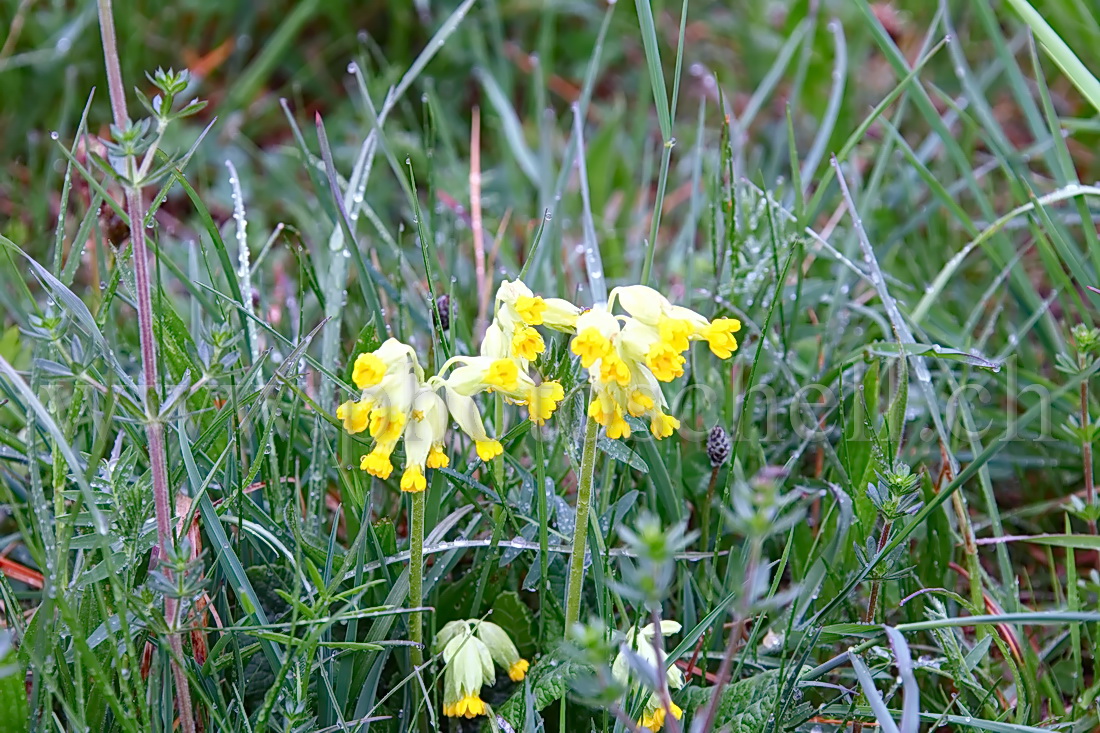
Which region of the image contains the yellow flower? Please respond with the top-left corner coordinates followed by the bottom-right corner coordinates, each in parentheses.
top-left (495, 279), bottom-right (580, 332)
top-left (645, 343), bottom-right (686, 382)
top-left (351, 352), bottom-right (385, 389)
top-left (360, 447), bottom-right (394, 479)
top-left (514, 295), bottom-right (547, 325)
top-left (627, 390), bottom-right (655, 418)
top-left (484, 358), bottom-right (520, 391)
top-left (571, 307), bottom-right (620, 362)
top-left (443, 387), bottom-right (504, 464)
top-left (336, 399), bottom-right (371, 434)
top-left (427, 444), bottom-right (449, 469)
top-left (612, 622), bottom-right (686, 732)
top-left (700, 316), bottom-right (742, 358)
top-left (598, 352), bottom-right (631, 387)
top-left (650, 412), bottom-right (680, 439)
top-left (527, 381), bottom-right (565, 425)
top-left (369, 406), bottom-right (406, 443)
top-left (572, 327), bottom-right (613, 367)
top-left (436, 620), bottom-right (498, 720)
top-left (508, 658), bottom-right (529, 681)
top-left (606, 409), bottom-right (632, 440)
top-left (400, 465), bottom-right (427, 493)
top-left (511, 325), bottom-right (545, 360)
top-left (474, 620), bottom-right (528, 683)
top-left (443, 693), bottom-right (487, 718)
top-left (639, 702), bottom-right (682, 731)
top-left (476, 439), bottom-right (503, 462)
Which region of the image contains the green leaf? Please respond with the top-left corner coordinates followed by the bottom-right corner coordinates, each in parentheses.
top-left (490, 591), bottom-right (535, 658)
top-left (679, 667), bottom-right (801, 732)
top-left (0, 636), bottom-right (28, 733)
top-left (597, 436), bottom-right (648, 474)
top-left (492, 656), bottom-right (591, 731)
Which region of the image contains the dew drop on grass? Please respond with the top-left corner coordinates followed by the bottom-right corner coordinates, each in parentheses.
top-left (347, 62), bottom-right (358, 75)
top-left (50, 131), bottom-right (59, 140)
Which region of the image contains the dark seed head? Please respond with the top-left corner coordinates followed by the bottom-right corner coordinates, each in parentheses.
top-left (435, 294), bottom-right (451, 330)
top-left (706, 425), bottom-right (731, 468)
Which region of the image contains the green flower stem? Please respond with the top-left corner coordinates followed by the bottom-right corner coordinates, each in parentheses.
top-left (409, 490), bottom-right (426, 670)
top-left (564, 413), bottom-right (600, 635)
top-left (534, 428), bottom-right (550, 641)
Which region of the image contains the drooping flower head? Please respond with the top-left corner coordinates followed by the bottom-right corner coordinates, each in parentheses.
top-left (611, 285), bottom-right (742, 361)
top-left (337, 339), bottom-right (448, 491)
top-left (569, 306), bottom-right (681, 441)
top-left (435, 619), bottom-right (530, 719)
top-left (566, 286), bottom-right (741, 442)
top-left (611, 621), bottom-right (685, 732)
top-left (495, 279), bottom-right (581, 334)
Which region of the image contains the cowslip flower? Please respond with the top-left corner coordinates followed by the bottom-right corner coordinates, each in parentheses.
top-left (611, 621), bottom-right (685, 732)
top-left (495, 279), bottom-right (581, 334)
top-left (435, 619), bottom-right (529, 719)
top-left (569, 307), bottom-right (680, 440)
top-left (338, 339), bottom-right (449, 491)
top-left (443, 354), bottom-right (567, 428)
top-left (611, 285), bottom-right (742, 362)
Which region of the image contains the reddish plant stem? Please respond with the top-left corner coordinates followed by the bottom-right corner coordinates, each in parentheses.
top-left (96, 2), bottom-right (195, 731)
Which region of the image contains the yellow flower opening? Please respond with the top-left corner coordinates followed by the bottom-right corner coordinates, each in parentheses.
top-left (571, 327), bottom-right (613, 367)
top-left (513, 295), bottom-right (547, 325)
top-left (627, 390), bottom-right (655, 418)
top-left (369, 407), bottom-right (406, 443)
top-left (701, 317), bottom-right (742, 359)
top-left (400, 465), bottom-right (427, 493)
top-left (511, 325), bottom-right (545, 360)
top-left (606, 409), bottom-right (632, 440)
top-left (337, 399), bottom-right (371, 434)
top-left (484, 358), bottom-right (520, 391)
top-left (640, 701), bottom-right (682, 732)
top-left (443, 693), bottom-right (487, 719)
top-left (527, 381), bottom-right (565, 425)
top-left (657, 316), bottom-right (693, 353)
top-left (427, 444), bottom-right (449, 469)
top-left (508, 658), bottom-right (529, 682)
top-left (360, 448), bottom-right (394, 479)
top-left (645, 343), bottom-right (686, 382)
top-left (352, 352), bottom-right (386, 389)
top-left (650, 412), bottom-right (680, 440)
top-left (476, 439), bottom-right (503, 462)
top-left (598, 352), bottom-right (631, 387)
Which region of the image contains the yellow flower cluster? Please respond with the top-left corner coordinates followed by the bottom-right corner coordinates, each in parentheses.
top-left (337, 281), bottom-right (573, 490)
top-left (572, 285), bottom-right (740, 441)
top-left (337, 280), bottom-right (739, 488)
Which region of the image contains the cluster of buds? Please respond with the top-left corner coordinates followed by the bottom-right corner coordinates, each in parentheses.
top-left (611, 622), bottom-right (685, 731)
top-left (434, 619), bottom-right (529, 719)
top-left (337, 279), bottom-right (741, 483)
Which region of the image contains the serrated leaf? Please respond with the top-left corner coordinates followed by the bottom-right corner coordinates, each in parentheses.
top-left (490, 592), bottom-right (535, 658)
top-left (492, 656), bottom-right (591, 731)
top-left (679, 668), bottom-right (799, 732)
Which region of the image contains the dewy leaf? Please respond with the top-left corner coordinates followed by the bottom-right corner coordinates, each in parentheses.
top-left (597, 436), bottom-right (648, 473)
top-left (679, 667), bottom-right (804, 732)
top-left (493, 656), bottom-right (591, 730)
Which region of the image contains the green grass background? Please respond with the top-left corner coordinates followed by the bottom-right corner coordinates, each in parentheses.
top-left (2, 0), bottom-right (1100, 730)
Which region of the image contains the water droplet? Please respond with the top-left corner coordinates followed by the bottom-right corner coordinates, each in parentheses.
top-left (49, 131), bottom-right (59, 140)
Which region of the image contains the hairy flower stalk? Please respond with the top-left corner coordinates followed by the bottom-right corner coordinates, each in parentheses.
top-left (95, 2), bottom-right (195, 731)
top-left (564, 413), bottom-right (600, 634)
